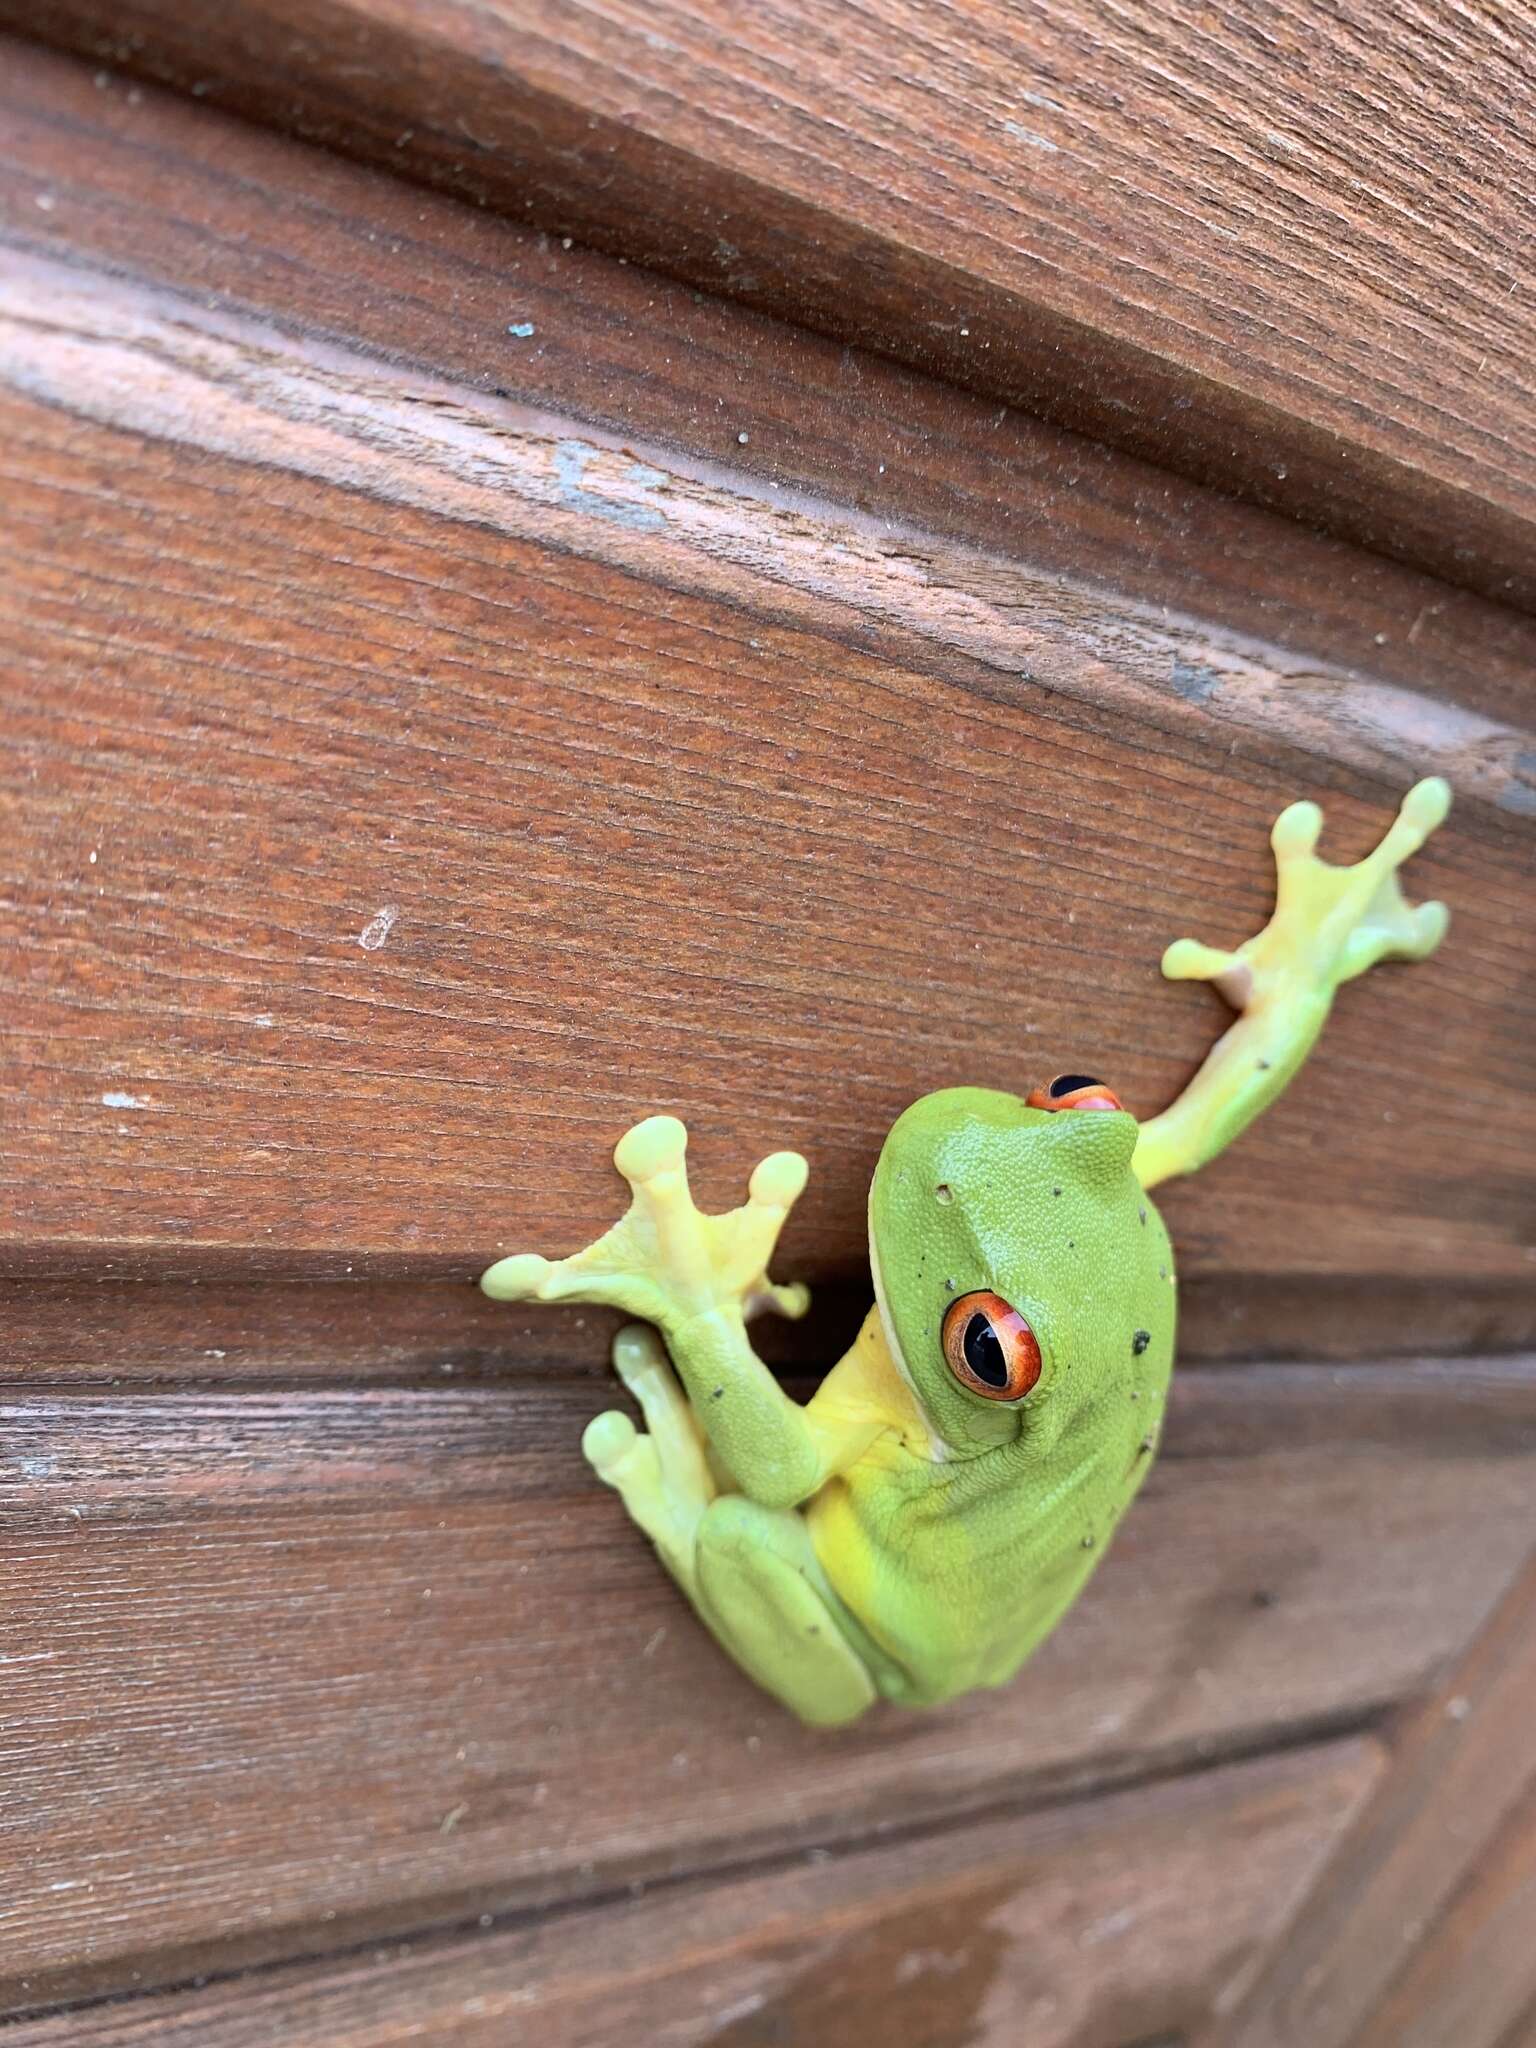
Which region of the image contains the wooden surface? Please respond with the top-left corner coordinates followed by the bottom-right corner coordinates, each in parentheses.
top-left (3, 340), bottom-right (1530, 1348)
top-left (1, 27), bottom-right (1534, 2048)
top-left (1347, 1785), bottom-right (1536, 2048)
top-left (1, 1358), bottom-right (1532, 2007)
top-left (1218, 1552), bottom-right (1536, 2048)
top-left (1, 49), bottom-right (1533, 1364)
top-left (4, 34), bottom-right (1535, 741)
top-left (6, 1), bottom-right (1536, 609)
top-left (3, 1739), bottom-right (1385, 2047)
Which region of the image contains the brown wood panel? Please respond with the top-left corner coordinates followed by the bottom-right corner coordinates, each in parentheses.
top-left (0, 1357), bottom-right (1531, 2007)
top-left (4, 2), bottom-right (1534, 607)
top-left (0, 240), bottom-right (1531, 1350)
top-left (1348, 1782), bottom-right (1536, 2048)
top-left (0, 32), bottom-right (1529, 2048)
top-left (1216, 1552), bottom-right (1536, 2048)
top-left (3, 35), bottom-right (1534, 742)
top-left (1497, 1998), bottom-right (1536, 2048)
top-left (2, 1737), bottom-right (1384, 2047)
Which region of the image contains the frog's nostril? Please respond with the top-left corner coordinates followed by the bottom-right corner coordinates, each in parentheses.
top-left (1027, 1074), bottom-right (1127, 1114)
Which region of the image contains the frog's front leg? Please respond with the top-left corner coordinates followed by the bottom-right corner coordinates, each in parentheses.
top-left (481, 1115), bottom-right (827, 1507)
top-left (1134, 777), bottom-right (1450, 1190)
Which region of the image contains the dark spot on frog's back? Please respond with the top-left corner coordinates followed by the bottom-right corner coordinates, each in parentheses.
top-left (1132, 1329), bottom-right (1151, 1356)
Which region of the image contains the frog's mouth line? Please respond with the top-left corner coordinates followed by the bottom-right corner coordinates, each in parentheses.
top-left (867, 1203), bottom-right (949, 1463)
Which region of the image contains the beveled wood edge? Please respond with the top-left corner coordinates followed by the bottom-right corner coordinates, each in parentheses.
top-left (1, 4), bottom-right (1533, 609)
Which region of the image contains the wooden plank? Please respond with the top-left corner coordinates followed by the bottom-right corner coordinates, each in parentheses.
top-left (1, 1737), bottom-right (1385, 2046)
top-left (0, 1357), bottom-right (1530, 2006)
top-left (1217, 1552), bottom-right (1536, 2048)
top-left (3, 39), bottom-right (1532, 781)
top-left (2, 34), bottom-right (1534, 741)
top-left (2, 3), bottom-right (1533, 609)
top-left (1348, 1782), bottom-right (1536, 2048)
top-left (0, 245), bottom-right (1530, 1351)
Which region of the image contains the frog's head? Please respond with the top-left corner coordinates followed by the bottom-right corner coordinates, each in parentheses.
top-left (868, 1083), bottom-right (1172, 1453)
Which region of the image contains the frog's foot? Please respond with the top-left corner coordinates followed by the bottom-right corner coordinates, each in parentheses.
top-left (1134, 778), bottom-right (1452, 1189)
top-left (480, 1115), bottom-right (811, 1333)
top-left (582, 1328), bottom-right (717, 1592)
top-left (610, 1322), bottom-right (717, 1510)
top-left (1163, 776), bottom-right (1451, 1014)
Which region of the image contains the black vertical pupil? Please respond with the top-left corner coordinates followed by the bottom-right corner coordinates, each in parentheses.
top-left (1049, 1073), bottom-right (1103, 1098)
top-left (963, 1313), bottom-right (1009, 1388)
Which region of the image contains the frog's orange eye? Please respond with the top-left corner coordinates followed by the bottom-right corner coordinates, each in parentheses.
top-left (941, 1292), bottom-right (1043, 1402)
top-left (1026, 1073), bottom-right (1126, 1113)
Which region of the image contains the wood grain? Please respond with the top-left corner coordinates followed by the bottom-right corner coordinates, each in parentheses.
top-left (0, 250), bottom-right (1531, 1351)
top-left (2, 95), bottom-right (1531, 810)
top-left (1, 1738), bottom-right (1384, 2046)
top-left (3, 37), bottom-right (1536, 753)
top-left (3, 2), bottom-right (1534, 608)
top-left (1496, 1997), bottom-right (1536, 2048)
top-left (0, 1358), bottom-right (1530, 2006)
top-left (4, 31), bottom-right (1536, 745)
top-left (1348, 1781), bottom-right (1536, 2048)
top-left (1217, 1551), bottom-right (1536, 2048)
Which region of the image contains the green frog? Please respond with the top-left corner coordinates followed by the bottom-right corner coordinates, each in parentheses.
top-left (482, 781), bottom-right (1450, 1724)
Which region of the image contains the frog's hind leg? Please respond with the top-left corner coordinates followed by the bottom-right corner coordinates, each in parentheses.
top-left (582, 1324), bottom-right (716, 1595)
top-left (693, 1496), bottom-right (877, 1728)
top-left (587, 1326), bottom-right (875, 1726)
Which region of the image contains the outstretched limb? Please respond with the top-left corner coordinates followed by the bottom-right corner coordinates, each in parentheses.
top-left (1133, 778), bottom-right (1450, 1191)
top-left (481, 1116), bottom-right (833, 1506)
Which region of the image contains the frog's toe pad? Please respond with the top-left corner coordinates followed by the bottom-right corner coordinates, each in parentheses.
top-left (1161, 937), bottom-right (1243, 985)
top-left (614, 1115), bottom-right (688, 1184)
top-left (750, 1150), bottom-right (809, 1210)
top-left (1271, 798), bottom-right (1323, 863)
top-left (1402, 776), bottom-right (1452, 837)
top-left (746, 1279), bottom-right (812, 1322)
top-left (612, 1322), bottom-right (669, 1382)
top-left (582, 1409), bottom-right (639, 1478)
top-left (1415, 899), bottom-right (1451, 951)
top-left (479, 1252), bottom-right (553, 1301)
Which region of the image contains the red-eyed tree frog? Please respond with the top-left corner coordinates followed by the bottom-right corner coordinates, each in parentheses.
top-left (482, 780), bottom-right (1450, 1725)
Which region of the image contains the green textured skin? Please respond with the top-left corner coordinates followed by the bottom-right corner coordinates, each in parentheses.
top-left (855, 1091), bottom-right (1176, 1702)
